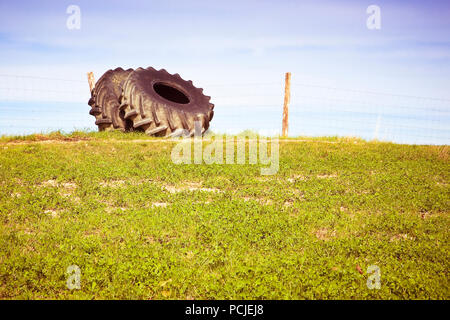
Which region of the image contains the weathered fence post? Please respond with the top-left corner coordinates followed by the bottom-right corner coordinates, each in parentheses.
top-left (282, 72), bottom-right (291, 137)
top-left (87, 72), bottom-right (95, 92)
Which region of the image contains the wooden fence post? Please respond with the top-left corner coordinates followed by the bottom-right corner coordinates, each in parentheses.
top-left (282, 72), bottom-right (291, 137)
top-left (87, 72), bottom-right (95, 92)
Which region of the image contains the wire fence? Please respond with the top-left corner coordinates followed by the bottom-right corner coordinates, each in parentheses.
top-left (0, 74), bottom-right (449, 145)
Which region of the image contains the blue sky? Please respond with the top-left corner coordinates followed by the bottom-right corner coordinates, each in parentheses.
top-left (1, 0), bottom-right (450, 96)
top-left (0, 0), bottom-right (449, 142)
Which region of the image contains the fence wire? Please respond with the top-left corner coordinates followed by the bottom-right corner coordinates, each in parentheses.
top-left (0, 74), bottom-right (449, 145)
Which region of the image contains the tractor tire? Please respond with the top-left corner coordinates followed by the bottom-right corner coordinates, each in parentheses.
top-left (88, 67), bottom-right (134, 131)
top-left (119, 67), bottom-right (214, 137)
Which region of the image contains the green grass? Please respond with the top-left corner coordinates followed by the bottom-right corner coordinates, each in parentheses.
top-left (0, 131), bottom-right (448, 299)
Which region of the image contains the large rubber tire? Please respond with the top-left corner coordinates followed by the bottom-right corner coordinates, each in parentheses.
top-left (119, 67), bottom-right (214, 137)
top-left (88, 67), bottom-right (134, 131)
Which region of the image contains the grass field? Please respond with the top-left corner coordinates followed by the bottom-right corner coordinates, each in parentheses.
top-left (0, 131), bottom-right (448, 299)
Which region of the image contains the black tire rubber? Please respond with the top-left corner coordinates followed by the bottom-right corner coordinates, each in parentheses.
top-left (88, 67), bottom-right (134, 131)
top-left (119, 67), bottom-right (214, 137)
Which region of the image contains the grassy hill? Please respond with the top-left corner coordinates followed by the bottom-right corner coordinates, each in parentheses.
top-left (0, 131), bottom-right (448, 299)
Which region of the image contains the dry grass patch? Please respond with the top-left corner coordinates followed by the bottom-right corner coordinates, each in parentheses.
top-left (436, 145), bottom-right (449, 160)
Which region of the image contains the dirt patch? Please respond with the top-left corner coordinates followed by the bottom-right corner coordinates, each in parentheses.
top-left (145, 235), bottom-right (176, 244)
top-left (390, 233), bottom-right (416, 242)
top-left (287, 174), bottom-right (308, 183)
top-left (62, 182), bottom-right (76, 190)
top-left (283, 199), bottom-right (294, 207)
top-left (152, 202), bottom-right (169, 208)
top-left (39, 180), bottom-right (78, 200)
top-left (163, 182), bottom-right (222, 194)
top-left (313, 228), bottom-right (336, 241)
top-left (21, 228), bottom-right (34, 235)
top-left (84, 228), bottom-right (104, 237)
top-left (421, 211), bottom-right (432, 219)
top-left (40, 180), bottom-right (76, 190)
top-left (104, 207), bottom-right (127, 213)
top-left (242, 196), bottom-right (273, 205)
top-left (44, 209), bottom-right (60, 218)
top-left (41, 179), bottom-right (58, 187)
top-left (317, 173), bottom-right (338, 179)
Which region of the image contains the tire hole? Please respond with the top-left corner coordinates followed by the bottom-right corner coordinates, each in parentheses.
top-left (153, 82), bottom-right (190, 104)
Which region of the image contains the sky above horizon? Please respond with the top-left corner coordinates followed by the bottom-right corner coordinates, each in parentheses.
top-left (1, 0), bottom-right (449, 99)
